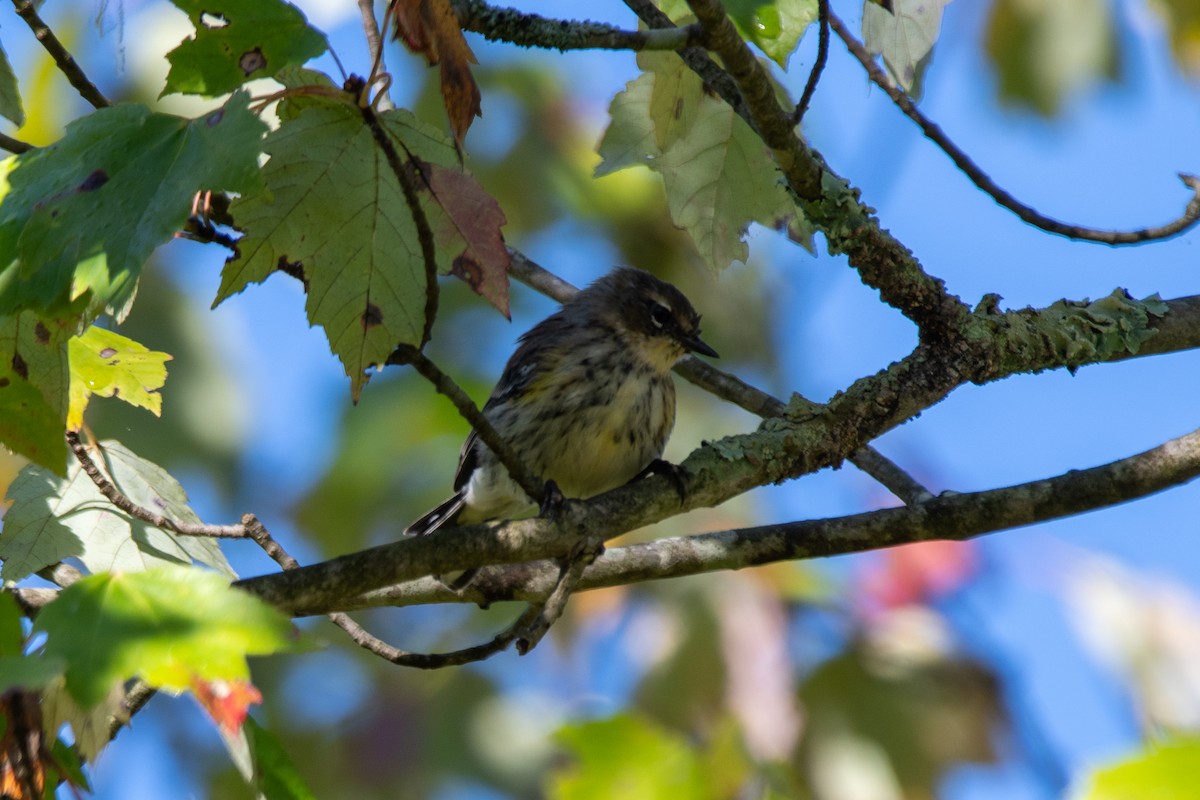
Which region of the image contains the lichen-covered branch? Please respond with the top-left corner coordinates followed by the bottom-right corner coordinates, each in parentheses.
top-left (452, 0), bottom-right (702, 52)
top-left (670, 0), bottom-right (972, 341)
top-left (343, 424), bottom-right (1200, 611)
top-left (236, 291), bottom-right (1200, 616)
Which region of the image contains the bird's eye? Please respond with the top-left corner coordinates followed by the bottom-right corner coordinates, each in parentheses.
top-left (650, 302), bottom-right (672, 330)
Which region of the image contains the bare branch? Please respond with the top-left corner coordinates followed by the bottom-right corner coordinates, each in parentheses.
top-left (0, 131), bottom-right (32, 154)
top-left (792, 0), bottom-right (829, 124)
top-left (452, 0), bottom-right (702, 52)
top-left (66, 432), bottom-right (249, 538)
top-left (11, 0), bottom-right (110, 109)
top-left (828, 11), bottom-right (1200, 245)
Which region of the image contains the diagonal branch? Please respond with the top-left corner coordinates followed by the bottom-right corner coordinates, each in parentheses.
top-left (11, 0), bottom-right (110, 109)
top-left (638, 0), bottom-right (973, 341)
top-left (236, 291), bottom-right (1200, 617)
top-left (828, 11), bottom-right (1200, 246)
top-left (792, 0), bottom-right (829, 124)
top-left (385, 343), bottom-right (545, 503)
top-left (66, 432), bottom-right (249, 538)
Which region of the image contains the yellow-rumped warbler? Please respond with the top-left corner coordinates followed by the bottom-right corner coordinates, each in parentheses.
top-left (405, 267), bottom-right (718, 537)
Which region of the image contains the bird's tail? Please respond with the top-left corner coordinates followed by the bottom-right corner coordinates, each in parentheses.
top-left (404, 491), bottom-right (466, 537)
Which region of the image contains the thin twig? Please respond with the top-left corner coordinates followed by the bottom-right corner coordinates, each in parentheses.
top-left (506, 249), bottom-right (933, 504)
top-left (513, 534), bottom-right (603, 653)
top-left (358, 0), bottom-right (393, 110)
top-left (12, 0), bottom-right (110, 109)
top-left (453, 0), bottom-right (702, 51)
top-left (66, 432), bottom-right (249, 538)
top-left (792, 0), bottom-right (829, 124)
top-left (328, 608), bottom-right (530, 668)
top-left (386, 343), bottom-right (546, 503)
top-left (829, 11), bottom-right (1200, 245)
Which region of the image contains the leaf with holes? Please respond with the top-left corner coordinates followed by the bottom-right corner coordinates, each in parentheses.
top-left (67, 326), bottom-right (171, 430)
top-left (34, 566), bottom-right (295, 709)
top-left (0, 92), bottom-right (266, 326)
top-left (0, 440), bottom-right (233, 581)
top-left (164, 0), bottom-right (329, 97)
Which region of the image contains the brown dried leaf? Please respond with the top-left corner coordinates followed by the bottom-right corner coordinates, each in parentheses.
top-left (390, 0), bottom-right (482, 146)
top-left (426, 163), bottom-right (510, 317)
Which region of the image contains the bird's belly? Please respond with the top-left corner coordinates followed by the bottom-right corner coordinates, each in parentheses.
top-left (534, 375), bottom-right (673, 498)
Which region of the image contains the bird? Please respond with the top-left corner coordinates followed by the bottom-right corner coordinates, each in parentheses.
top-left (405, 266), bottom-right (718, 538)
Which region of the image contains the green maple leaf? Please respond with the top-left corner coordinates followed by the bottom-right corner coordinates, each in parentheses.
top-left (35, 566), bottom-right (295, 708)
top-left (219, 92), bottom-right (509, 398)
top-left (0, 91), bottom-right (266, 325)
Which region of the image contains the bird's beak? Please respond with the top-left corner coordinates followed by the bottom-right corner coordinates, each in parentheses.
top-left (682, 333), bottom-right (719, 358)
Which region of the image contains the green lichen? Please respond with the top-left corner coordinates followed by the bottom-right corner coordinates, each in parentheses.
top-left (992, 289), bottom-right (1169, 373)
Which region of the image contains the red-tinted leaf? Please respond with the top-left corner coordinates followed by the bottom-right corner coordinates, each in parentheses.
top-left (192, 678), bottom-right (263, 734)
top-left (857, 540), bottom-right (979, 611)
top-left (427, 163), bottom-right (509, 317)
top-left (390, 0), bottom-right (481, 146)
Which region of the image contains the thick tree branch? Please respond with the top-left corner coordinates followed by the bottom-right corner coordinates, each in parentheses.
top-left (507, 248), bottom-right (933, 504)
top-left (237, 292), bottom-right (1200, 616)
top-left (452, 0), bottom-right (703, 51)
top-left (633, 0), bottom-right (973, 342)
top-left (828, 11), bottom-right (1200, 245)
top-left (346, 425), bottom-right (1200, 610)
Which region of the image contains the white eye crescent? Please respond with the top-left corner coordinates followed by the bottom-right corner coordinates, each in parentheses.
top-left (650, 303), bottom-right (672, 329)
